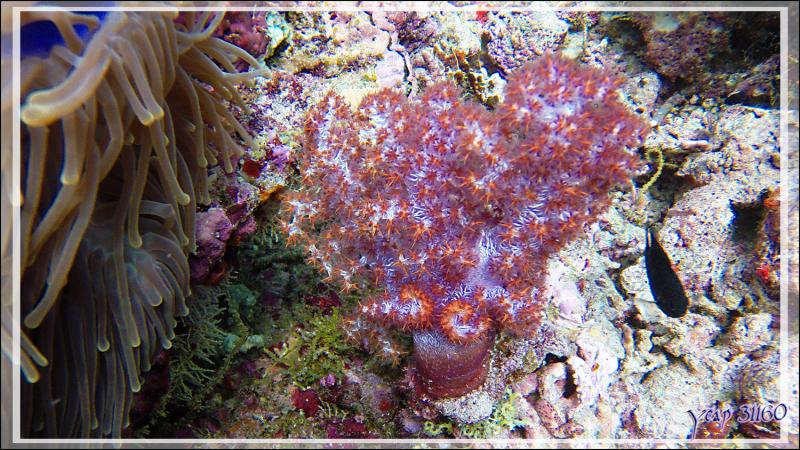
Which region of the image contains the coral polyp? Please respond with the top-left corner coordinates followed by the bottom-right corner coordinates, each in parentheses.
top-left (438, 296), bottom-right (493, 344)
top-left (392, 284), bottom-right (436, 330)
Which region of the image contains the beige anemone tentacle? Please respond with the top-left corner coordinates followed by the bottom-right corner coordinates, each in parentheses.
top-left (3, 8), bottom-right (263, 438)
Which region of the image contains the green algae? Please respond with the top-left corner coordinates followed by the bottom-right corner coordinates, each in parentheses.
top-left (424, 387), bottom-right (530, 438)
top-left (140, 284), bottom-right (243, 436)
top-left (265, 306), bottom-right (355, 387)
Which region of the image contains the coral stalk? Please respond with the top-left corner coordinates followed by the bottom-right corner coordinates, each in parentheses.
top-left (413, 330), bottom-right (495, 398)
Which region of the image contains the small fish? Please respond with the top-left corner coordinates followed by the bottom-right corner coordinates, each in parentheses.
top-left (644, 227), bottom-right (689, 318)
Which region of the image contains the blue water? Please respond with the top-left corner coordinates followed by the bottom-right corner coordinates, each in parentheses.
top-left (21, 11), bottom-right (106, 57)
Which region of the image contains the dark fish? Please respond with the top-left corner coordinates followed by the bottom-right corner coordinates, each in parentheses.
top-left (645, 228), bottom-right (689, 318)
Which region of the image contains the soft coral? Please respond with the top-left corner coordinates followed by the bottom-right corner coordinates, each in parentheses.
top-left (283, 54), bottom-right (649, 397)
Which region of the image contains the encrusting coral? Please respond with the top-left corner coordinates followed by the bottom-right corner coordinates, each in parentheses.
top-left (282, 54), bottom-right (649, 398)
top-left (1, 8), bottom-right (261, 438)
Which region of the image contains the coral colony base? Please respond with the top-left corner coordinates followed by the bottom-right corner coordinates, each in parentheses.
top-left (2, 6), bottom-right (795, 443)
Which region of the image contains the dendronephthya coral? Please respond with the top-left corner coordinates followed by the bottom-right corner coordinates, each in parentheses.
top-left (283, 54), bottom-right (649, 399)
top-left (1, 6), bottom-right (262, 438)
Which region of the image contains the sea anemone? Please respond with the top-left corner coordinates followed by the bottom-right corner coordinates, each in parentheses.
top-left (1, 7), bottom-right (261, 437)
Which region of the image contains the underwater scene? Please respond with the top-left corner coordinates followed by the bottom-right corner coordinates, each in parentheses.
top-left (1, 2), bottom-right (798, 447)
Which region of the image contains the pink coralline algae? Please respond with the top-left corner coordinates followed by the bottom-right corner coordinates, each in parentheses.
top-left (633, 12), bottom-right (730, 83)
top-left (214, 11), bottom-right (272, 66)
top-left (484, 12), bottom-right (569, 75)
top-left (291, 388), bottom-right (321, 418)
top-left (326, 417), bottom-right (371, 438)
top-left (283, 54), bottom-right (648, 397)
top-left (190, 204), bottom-right (257, 284)
top-left (190, 208), bottom-right (233, 283)
top-left (189, 163), bottom-right (270, 284)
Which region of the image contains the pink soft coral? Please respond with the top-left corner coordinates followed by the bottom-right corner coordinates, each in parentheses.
top-left (283, 54), bottom-right (649, 396)
top-left (285, 54), bottom-right (647, 341)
